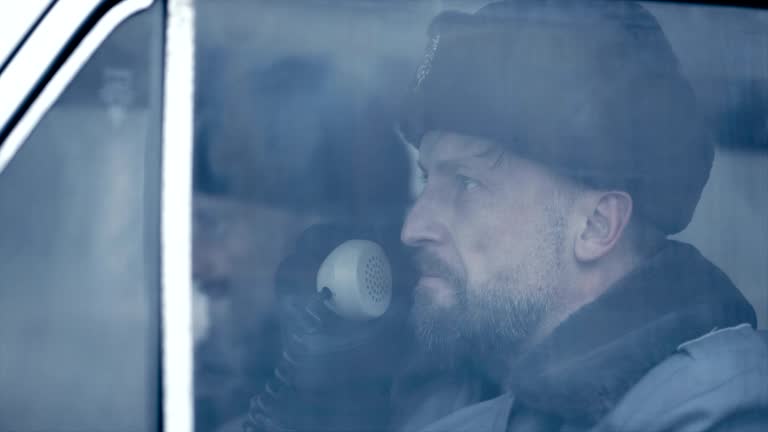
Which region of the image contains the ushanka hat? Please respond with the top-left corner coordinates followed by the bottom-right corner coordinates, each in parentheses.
top-left (399, 0), bottom-right (714, 234)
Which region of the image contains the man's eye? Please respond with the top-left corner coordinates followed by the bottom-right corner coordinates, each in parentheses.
top-left (456, 174), bottom-right (480, 191)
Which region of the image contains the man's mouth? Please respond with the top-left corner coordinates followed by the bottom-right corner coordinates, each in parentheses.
top-left (412, 250), bottom-right (456, 281)
top-left (408, 250), bottom-right (464, 307)
top-left (415, 275), bottom-right (458, 308)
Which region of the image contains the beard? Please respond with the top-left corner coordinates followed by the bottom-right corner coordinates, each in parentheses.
top-left (408, 203), bottom-right (567, 369)
top-left (408, 251), bottom-right (469, 367)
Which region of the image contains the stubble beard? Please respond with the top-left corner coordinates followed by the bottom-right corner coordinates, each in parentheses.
top-left (408, 251), bottom-right (469, 368)
top-left (409, 204), bottom-right (567, 370)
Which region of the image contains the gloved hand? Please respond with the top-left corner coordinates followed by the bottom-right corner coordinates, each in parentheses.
top-left (243, 223), bottom-right (415, 432)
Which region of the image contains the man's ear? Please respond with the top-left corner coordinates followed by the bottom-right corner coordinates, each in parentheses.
top-left (574, 191), bottom-right (633, 263)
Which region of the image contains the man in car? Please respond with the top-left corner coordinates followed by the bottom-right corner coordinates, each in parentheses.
top-left (390, 1), bottom-right (768, 431)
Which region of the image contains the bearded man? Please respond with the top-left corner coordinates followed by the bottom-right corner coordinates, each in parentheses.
top-left (241, 2), bottom-right (768, 432)
top-left (392, 1), bottom-right (768, 431)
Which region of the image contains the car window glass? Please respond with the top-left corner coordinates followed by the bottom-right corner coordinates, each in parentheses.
top-left (193, 1), bottom-right (767, 431)
top-left (0, 3), bottom-right (163, 431)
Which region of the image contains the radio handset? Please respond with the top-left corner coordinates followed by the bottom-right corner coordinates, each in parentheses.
top-left (315, 239), bottom-right (392, 320)
top-left (246, 239), bottom-right (395, 430)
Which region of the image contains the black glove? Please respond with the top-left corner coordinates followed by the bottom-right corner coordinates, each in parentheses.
top-left (243, 223), bottom-right (414, 432)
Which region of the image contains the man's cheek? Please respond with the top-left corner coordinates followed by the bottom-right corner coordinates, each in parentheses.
top-left (459, 228), bottom-right (496, 285)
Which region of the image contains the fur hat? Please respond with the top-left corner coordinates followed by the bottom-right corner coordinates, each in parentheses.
top-left (399, 0), bottom-right (714, 234)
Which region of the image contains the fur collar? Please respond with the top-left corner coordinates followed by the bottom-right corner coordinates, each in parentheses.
top-left (507, 240), bottom-right (757, 427)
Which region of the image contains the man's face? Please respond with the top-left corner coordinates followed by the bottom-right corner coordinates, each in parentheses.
top-left (192, 193), bottom-right (306, 416)
top-left (401, 131), bottom-right (573, 359)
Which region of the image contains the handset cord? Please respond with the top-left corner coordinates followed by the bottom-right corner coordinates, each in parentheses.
top-left (243, 288), bottom-right (333, 432)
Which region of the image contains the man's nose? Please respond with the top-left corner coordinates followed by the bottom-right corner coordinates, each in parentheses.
top-left (401, 193), bottom-right (444, 247)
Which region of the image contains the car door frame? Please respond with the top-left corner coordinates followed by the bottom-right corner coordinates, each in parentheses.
top-left (0, 0), bottom-right (197, 430)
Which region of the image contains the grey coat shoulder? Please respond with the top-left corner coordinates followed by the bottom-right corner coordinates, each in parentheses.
top-left (418, 324), bottom-right (768, 432)
top-left (595, 323), bottom-right (768, 432)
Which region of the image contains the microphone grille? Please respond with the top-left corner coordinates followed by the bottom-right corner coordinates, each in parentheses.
top-left (316, 239), bottom-right (392, 320)
top-left (363, 254), bottom-right (390, 304)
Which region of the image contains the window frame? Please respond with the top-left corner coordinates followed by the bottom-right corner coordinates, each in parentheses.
top-left (0, 0), bottom-right (156, 173)
top-left (161, 0), bottom-right (196, 431)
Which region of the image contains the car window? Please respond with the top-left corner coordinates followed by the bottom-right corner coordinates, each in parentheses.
top-left (193, 1), bottom-right (768, 431)
top-left (0, 2), bottom-right (163, 431)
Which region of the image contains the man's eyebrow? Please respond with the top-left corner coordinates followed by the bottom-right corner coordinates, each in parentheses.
top-left (419, 147), bottom-right (504, 175)
top-left (428, 160), bottom-right (482, 176)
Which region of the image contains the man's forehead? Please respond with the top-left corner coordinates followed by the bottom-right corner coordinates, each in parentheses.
top-left (418, 131), bottom-right (500, 167)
